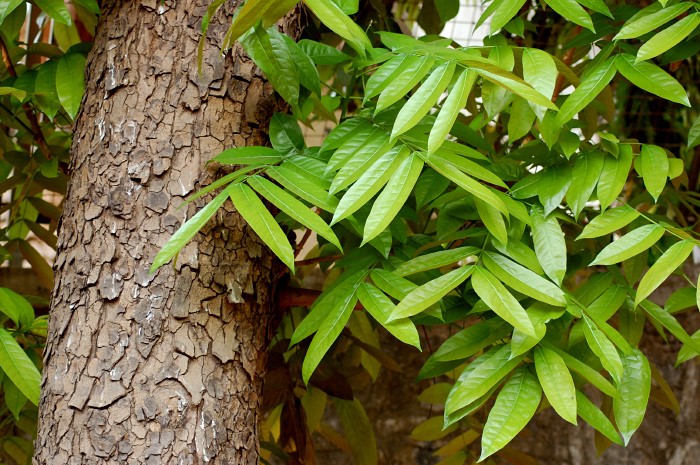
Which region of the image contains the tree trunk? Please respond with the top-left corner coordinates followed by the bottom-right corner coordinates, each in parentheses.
top-left (34, 1), bottom-right (296, 463)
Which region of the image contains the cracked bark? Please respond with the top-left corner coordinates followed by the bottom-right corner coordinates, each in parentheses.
top-left (34, 1), bottom-right (298, 463)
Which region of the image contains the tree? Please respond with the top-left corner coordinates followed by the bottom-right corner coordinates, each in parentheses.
top-left (1, 0), bottom-right (700, 464)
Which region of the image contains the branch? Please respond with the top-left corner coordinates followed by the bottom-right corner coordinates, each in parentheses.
top-left (0, 36), bottom-right (53, 160)
top-left (277, 286), bottom-right (363, 309)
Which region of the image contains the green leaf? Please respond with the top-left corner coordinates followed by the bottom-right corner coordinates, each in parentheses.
top-left (544, 344), bottom-right (617, 397)
top-left (635, 240), bottom-right (695, 307)
top-left (33, 0), bottom-right (72, 24)
top-left (597, 145), bottom-right (634, 211)
top-left (590, 224), bottom-right (665, 266)
top-left (267, 165), bottom-right (339, 212)
top-left (555, 57), bottom-right (616, 126)
top-left (472, 267), bottom-right (537, 337)
top-left (302, 278), bottom-right (364, 383)
top-left (392, 61), bottom-right (456, 138)
top-left (479, 366), bottom-right (542, 461)
top-left (241, 26), bottom-right (300, 111)
top-left (151, 189), bottom-right (230, 271)
top-left (269, 113), bottom-right (305, 154)
top-left (521, 48), bottom-right (557, 110)
top-left (427, 68), bottom-right (477, 155)
top-left (640, 145), bottom-right (669, 202)
top-left (546, 0), bottom-right (594, 31)
top-left (298, 39), bottom-right (351, 65)
top-left (688, 115), bottom-right (700, 149)
top-left (327, 127), bottom-right (385, 174)
top-left (56, 53), bottom-right (86, 120)
top-left (291, 271), bottom-right (366, 344)
top-left (433, 319), bottom-right (511, 361)
top-left (636, 13), bottom-right (700, 62)
top-left (531, 205), bottom-right (567, 285)
top-left (332, 147), bottom-right (407, 224)
top-left (473, 61), bottom-right (558, 111)
top-left (425, 154), bottom-right (508, 216)
top-left (0, 288), bottom-right (34, 328)
top-left (445, 345), bottom-right (522, 415)
top-left (508, 97), bottom-right (536, 140)
top-left (615, 54), bottom-right (689, 106)
top-left (582, 315), bottom-right (623, 384)
top-left (578, 204), bottom-right (639, 239)
top-left (3, 378), bottom-right (27, 421)
top-left (0, 0), bottom-right (23, 24)
top-left (586, 285), bottom-right (627, 322)
top-left (489, 0), bottom-right (527, 34)
top-left (247, 176), bottom-right (342, 251)
top-left (394, 246), bottom-right (479, 277)
top-left (430, 149), bottom-right (507, 189)
top-left (567, 151), bottom-right (604, 218)
top-left (0, 86), bottom-right (26, 101)
top-left (534, 346), bottom-right (577, 424)
top-left (334, 399), bottom-right (378, 465)
top-left (370, 269), bottom-right (417, 300)
top-left (576, 391), bottom-right (623, 445)
top-left (363, 153), bottom-right (423, 244)
top-left (376, 55), bottom-right (435, 113)
top-left (0, 329), bottom-right (40, 405)
top-left (221, 0), bottom-right (279, 49)
top-left (613, 350), bottom-right (651, 445)
top-left (228, 183), bottom-right (295, 272)
top-left (482, 251), bottom-right (567, 307)
top-left (303, 0), bottom-right (372, 54)
top-left (274, 30), bottom-right (322, 96)
top-left (474, 198), bottom-right (508, 245)
top-left (389, 265), bottom-right (474, 321)
top-left (357, 284), bottom-right (420, 349)
top-left (614, 3), bottom-right (692, 40)
top-left (641, 300), bottom-right (700, 355)
top-left (212, 146), bottom-right (284, 165)
top-left (329, 133), bottom-right (395, 196)
top-left (34, 61), bottom-right (61, 120)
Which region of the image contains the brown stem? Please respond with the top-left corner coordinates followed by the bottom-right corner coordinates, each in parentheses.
top-left (551, 26), bottom-right (581, 103)
top-left (295, 227), bottom-right (313, 258)
top-left (277, 286), bottom-right (363, 309)
top-left (0, 36), bottom-right (52, 161)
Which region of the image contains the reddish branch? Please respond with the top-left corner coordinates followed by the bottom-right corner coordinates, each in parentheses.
top-left (0, 36), bottom-right (52, 161)
top-left (277, 287), bottom-right (363, 310)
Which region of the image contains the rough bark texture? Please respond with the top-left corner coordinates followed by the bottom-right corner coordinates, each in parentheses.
top-left (34, 1), bottom-right (296, 463)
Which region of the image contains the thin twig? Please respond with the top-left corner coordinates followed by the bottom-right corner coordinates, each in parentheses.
top-left (294, 254), bottom-right (342, 267)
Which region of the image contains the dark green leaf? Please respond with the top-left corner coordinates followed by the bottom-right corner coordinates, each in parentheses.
top-left (590, 224), bottom-right (665, 266)
top-left (613, 350), bottom-right (651, 445)
top-left (56, 53), bottom-right (86, 120)
top-left (0, 329), bottom-right (40, 405)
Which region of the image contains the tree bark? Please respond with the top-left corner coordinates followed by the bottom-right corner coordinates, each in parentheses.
top-left (34, 1), bottom-right (296, 463)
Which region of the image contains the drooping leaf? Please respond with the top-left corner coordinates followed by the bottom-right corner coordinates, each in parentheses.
top-left (590, 224), bottom-right (665, 266)
top-left (3, 377), bottom-right (26, 421)
top-left (329, 134), bottom-right (395, 196)
top-left (56, 53), bottom-right (86, 120)
top-left (298, 39), bottom-right (351, 65)
top-left (489, 0), bottom-right (527, 34)
top-left (427, 68), bottom-right (477, 154)
top-left (567, 151), bottom-right (604, 218)
top-left (363, 153), bottom-right (423, 244)
top-left (357, 283), bottom-right (420, 349)
top-left (228, 183), bottom-right (295, 272)
top-left (479, 366), bottom-right (542, 461)
top-left (0, 329), bottom-right (40, 405)
top-left (576, 391), bottom-right (623, 445)
top-left (555, 57), bottom-right (616, 126)
top-left (151, 188), bottom-right (230, 271)
top-left (445, 344), bottom-right (523, 415)
top-left (247, 176), bottom-right (342, 251)
top-left (0, 0), bottom-right (23, 24)
top-left (433, 319), bottom-right (511, 362)
top-left (582, 315), bottom-right (624, 384)
top-left (392, 61), bottom-right (456, 138)
top-left (0, 288), bottom-right (34, 328)
top-left (472, 266), bottom-right (537, 337)
top-left (546, 0), bottom-right (594, 31)
top-left (615, 54), bottom-right (689, 106)
top-left (640, 145), bottom-right (670, 202)
top-left (531, 205), bottom-right (567, 285)
top-left (613, 349), bottom-right (651, 445)
top-left (544, 344), bottom-right (617, 397)
top-left (522, 48), bottom-right (557, 108)
top-left (303, 0), bottom-right (372, 54)
top-left (334, 398), bottom-right (378, 465)
top-left (389, 265), bottom-right (474, 321)
top-left (474, 198), bottom-right (508, 245)
top-left (267, 165), bottom-right (339, 212)
top-left (597, 145), bottom-right (634, 211)
top-left (376, 55), bottom-right (435, 113)
top-left (534, 346), bottom-right (577, 424)
top-left (33, 0), bottom-right (72, 25)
